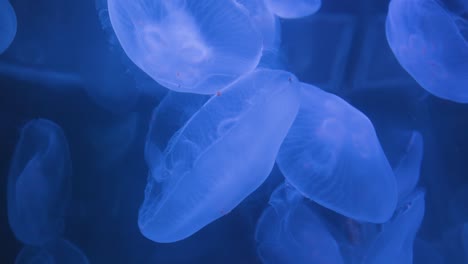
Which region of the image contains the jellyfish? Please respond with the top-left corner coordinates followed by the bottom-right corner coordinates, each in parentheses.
top-left (276, 83), bottom-right (398, 223)
top-left (255, 183), bottom-right (344, 264)
top-left (263, 0), bottom-right (321, 19)
top-left (145, 92), bottom-right (210, 177)
top-left (386, 0), bottom-right (468, 103)
top-left (0, 0), bottom-right (17, 54)
top-left (138, 69), bottom-right (300, 243)
top-left (394, 131), bottom-right (424, 200)
top-left (108, 0), bottom-right (263, 94)
top-left (362, 190), bottom-right (426, 264)
top-left (15, 239), bottom-right (89, 264)
top-left (7, 119), bottom-right (72, 246)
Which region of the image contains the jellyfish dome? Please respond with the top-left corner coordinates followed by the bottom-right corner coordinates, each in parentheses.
top-left (138, 69), bottom-right (300, 243)
top-left (386, 0), bottom-right (468, 103)
top-left (276, 83), bottom-right (398, 223)
top-left (0, 0), bottom-right (17, 54)
top-left (108, 0), bottom-right (263, 94)
top-left (264, 0), bottom-right (321, 19)
top-left (7, 119), bottom-right (72, 246)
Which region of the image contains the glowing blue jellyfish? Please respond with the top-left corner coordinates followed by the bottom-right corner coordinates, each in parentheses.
top-left (276, 83), bottom-right (397, 223)
top-left (145, 92), bottom-right (210, 177)
top-left (386, 0), bottom-right (468, 103)
top-left (264, 0), bottom-right (321, 19)
top-left (15, 239), bottom-right (89, 264)
top-left (255, 183), bottom-right (344, 264)
top-left (108, 0), bottom-right (263, 94)
top-left (363, 190), bottom-right (425, 264)
top-left (394, 131), bottom-right (424, 200)
top-left (138, 69), bottom-right (300, 243)
top-left (0, 0), bottom-right (17, 54)
top-left (7, 119), bottom-right (72, 246)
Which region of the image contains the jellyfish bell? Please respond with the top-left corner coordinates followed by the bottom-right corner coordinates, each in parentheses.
top-left (108, 0), bottom-right (263, 94)
top-left (0, 0), bottom-right (17, 54)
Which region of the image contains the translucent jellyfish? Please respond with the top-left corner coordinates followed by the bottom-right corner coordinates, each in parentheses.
top-left (235, 0), bottom-right (281, 52)
top-left (138, 69), bottom-right (300, 243)
top-left (15, 239), bottom-right (89, 264)
top-left (264, 0), bottom-right (321, 19)
top-left (108, 0), bottom-right (263, 94)
top-left (255, 183), bottom-right (344, 264)
top-left (394, 131), bottom-right (424, 200)
top-left (145, 92), bottom-right (210, 177)
top-left (0, 0), bottom-right (17, 54)
top-left (386, 0), bottom-right (468, 103)
top-left (276, 83), bottom-right (398, 223)
top-left (7, 119), bottom-right (72, 246)
top-left (362, 190), bottom-right (426, 264)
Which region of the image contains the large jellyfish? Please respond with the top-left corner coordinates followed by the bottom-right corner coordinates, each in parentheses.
top-left (362, 190), bottom-right (426, 264)
top-left (394, 131), bottom-right (424, 200)
top-left (276, 83), bottom-right (397, 223)
top-left (264, 0), bottom-right (321, 19)
top-left (0, 0), bottom-right (17, 54)
top-left (7, 119), bottom-right (72, 246)
top-left (138, 69), bottom-right (300, 243)
top-left (386, 0), bottom-right (468, 103)
top-left (255, 183), bottom-right (344, 264)
top-left (108, 0), bottom-right (263, 94)
top-left (15, 239), bottom-right (89, 264)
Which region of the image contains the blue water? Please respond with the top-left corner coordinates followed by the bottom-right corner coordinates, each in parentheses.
top-left (1, 0), bottom-right (468, 263)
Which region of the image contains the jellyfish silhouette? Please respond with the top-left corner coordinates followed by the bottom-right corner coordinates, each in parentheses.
top-left (255, 183), bottom-right (344, 264)
top-left (7, 119), bottom-right (72, 246)
top-left (0, 0), bottom-right (17, 54)
top-left (138, 69), bottom-right (300, 243)
top-left (108, 0), bottom-right (263, 94)
top-left (264, 0), bottom-right (321, 19)
top-left (386, 0), bottom-right (468, 103)
top-left (276, 83), bottom-right (397, 223)
top-left (15, 239), bottom-right (89, 264)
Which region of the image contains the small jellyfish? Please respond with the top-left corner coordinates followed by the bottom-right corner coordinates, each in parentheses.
top-left (362, 190), bottom-right (426, 264)
top-left (276, 83), bottom-right (397, 223)
top-left (145, 92), bottom-right (210, 180)
top-left (394, 131), bottom-right (424, 200)
top-left (7, 119), bottom-right (72, 246)
top-left (108, 0), bottom-right (263, 94)
top-left (15, 239), bottom-right (89, 264)
top-left (255, 183), bottom-right (344, 264)
top-left (138, 69), bottom-right (300, 243)
top-left (264, 0), bottom-right (321, 19)
top-left (386, 0), bottom-right (468, 103)
top-left (0, 0), bottom-right (17, 54)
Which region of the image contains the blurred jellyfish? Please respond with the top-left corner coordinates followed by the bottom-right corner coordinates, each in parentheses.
top-left (386, 0), bottom-right (468, 103)
top-left (145, 92), bottom-right (210, 176)
top-left (362, 190), bottom-right (426, 264)
top-left (138, 69), bottom-right (300, 243)
top-left (0, 0), bottom-right (17, 54)
top-left (276, 83), bottom-right (397, 223)
top-left (7, 119), bottom-right (72, 246)
top-left (15, 239), bottom-right (89, 264)
top-left (264, 0), bottom-right (321, 19)
top-left (394, 131), bottom-right (424, 200)
top-left (108, 0), bottom-right (263, 94)
top-left (255, 183), bottom-right (344, 264)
